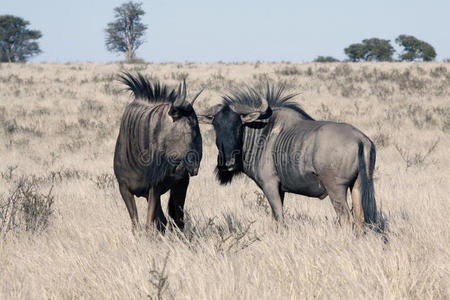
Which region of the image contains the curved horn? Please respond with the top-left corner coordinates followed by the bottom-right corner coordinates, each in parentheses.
top-left (190, 88), bottom-right (204, 106)
top-left (259, 96), bottom-right (268, 113)
top-left (181, 79), bottom-right (187, 101)
top-left (173, 79), bottom-right (187, 107)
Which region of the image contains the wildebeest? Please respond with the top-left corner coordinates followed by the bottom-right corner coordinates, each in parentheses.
top-left (114, 73), bottom-right (203, 232)
top-left (199, 83), bottom-right (378, 232)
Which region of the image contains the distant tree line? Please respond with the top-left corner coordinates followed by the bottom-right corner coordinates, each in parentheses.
top-left (0, 4), bottom-right (441, 64)
top-left (0, 1), bottom-right (148, 63)
top-left (315, 35), bottom-right (437, 63)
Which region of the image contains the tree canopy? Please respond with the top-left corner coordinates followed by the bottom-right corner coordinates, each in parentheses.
top-left (344, 35), bottom-right (437, 62)
top-left (362, 38), bottom-right (395, 61)
top-left (105, 1), bottom-right (148, 62)
top-left (344, 38), bottom-right (394, 62)
top-left (344, 43), bottom-right (367, 62)
top-left (395, 35), bottom-right (436, 61)
top-left (0, 15), bottom-right (42, 62)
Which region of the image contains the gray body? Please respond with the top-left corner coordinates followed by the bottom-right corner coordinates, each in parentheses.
top-left (114, 73), bottom-right (202, 232)
top-left (201, 84), bottom-right (377, 231)
top-left (243, 109), bottom-right (376, 228)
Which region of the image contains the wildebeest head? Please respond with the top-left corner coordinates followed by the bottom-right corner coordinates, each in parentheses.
top-left (119, 72), bottom-right (203, 177)
top-left (166, 80), bottom-right (204, 177)
top-left (199, 87), bottom-right (272, 184)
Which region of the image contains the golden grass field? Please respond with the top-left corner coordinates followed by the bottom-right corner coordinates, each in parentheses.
top-left (0, 62), bottom-right (449, 299)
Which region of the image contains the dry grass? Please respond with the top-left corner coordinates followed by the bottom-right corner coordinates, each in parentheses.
top-left (0, 62), bottom-right (449, 299)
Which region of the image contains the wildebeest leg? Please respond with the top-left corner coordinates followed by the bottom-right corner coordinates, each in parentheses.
top-left (168, 177), bottom-right (189, 230)
top-left (146, 187), bottom-right (167, 233)
top-left (325, 184), bottom-right (353, 226)
top-left (350, 176), bottom-right (364, 234)
top-left (279, 185), bottom-right (285, 206)
top-left (118, 184), bottom-right (140, 232)
top-left (262, 183), bottom-right (284, 221)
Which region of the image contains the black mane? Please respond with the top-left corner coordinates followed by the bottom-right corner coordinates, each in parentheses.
top-left (260, 81), bottom-right (314, 120)
top-left (119, 72), bottom-right (178, 103)
top-left (222, 85), bottom-right (263, 110)
top-left (222, 81), bottom-right (314, 120)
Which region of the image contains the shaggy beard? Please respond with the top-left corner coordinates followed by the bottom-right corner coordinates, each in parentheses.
top-left (215, 166), bottom-right (242, 185)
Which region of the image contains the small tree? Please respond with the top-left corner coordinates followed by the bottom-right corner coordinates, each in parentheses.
top-left (421, 43), bottom-right (437, 62)
top-left (344, 43), bottom-right (367, 62)
top-left (344, 38), bottom-right (394, 62)
top-left (395, 35), bottom-right (436, 61)
top-left (105, 1), bottom-right (148, 62)
top-left (313, 56), bottom-right (339, 63)
top-left (0, 15), bottom-right (42, 62)
top-left (362, 38), bottom-right (394, 61)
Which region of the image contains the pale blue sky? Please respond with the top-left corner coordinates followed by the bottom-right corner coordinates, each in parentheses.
top-left (2, 0), bottom-right (449, 62)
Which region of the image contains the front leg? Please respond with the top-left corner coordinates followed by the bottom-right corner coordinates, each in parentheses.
top-left (118, 183), bottom-right (140, 233)
top-left (261, 182), bottom-right (284, 222)
top-left (168, 176), bottom-right (189, 230)
top-left (146, 186), bottom-right (167, 233)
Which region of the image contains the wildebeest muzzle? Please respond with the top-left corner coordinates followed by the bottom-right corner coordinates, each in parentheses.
top-left (180, 151), bottom-right (201, 176)
top-left (218, 147), bottom-right (241, 172)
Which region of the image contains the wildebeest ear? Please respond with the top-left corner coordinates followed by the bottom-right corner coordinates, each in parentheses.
top-left (240, 112), bottom-right (262, 123)
top-left (169, 106), bottom-right (185, 121)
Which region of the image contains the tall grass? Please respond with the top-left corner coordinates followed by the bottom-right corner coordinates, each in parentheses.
top-left (0, 62), bottom-right (448, 299)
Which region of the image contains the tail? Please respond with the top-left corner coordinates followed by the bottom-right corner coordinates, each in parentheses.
top-left (357, 141), bottom-right (377, 224)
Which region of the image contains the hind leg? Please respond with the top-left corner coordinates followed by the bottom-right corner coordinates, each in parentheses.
top-left (325, 183), bottom-right (353, 226)
top-left (350, 175), bottom-right (364, 233)
top-left (118, 183), bottom-right (140, 232)
top-left (168, 177), bottom-right (189, 230)
top-left (146, 187), bottom-right (167, 233)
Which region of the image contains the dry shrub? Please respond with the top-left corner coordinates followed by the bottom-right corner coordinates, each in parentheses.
top-left (395, 139), bottom-right (439, 170)
top-left (149, 252), bottom-right (171, 300)
top-left (0, 177), bottom-right (54, 236)
top-left (93, 173), bottom-right (116, 189)
top-left (275, 66), bottom-right (302, 76)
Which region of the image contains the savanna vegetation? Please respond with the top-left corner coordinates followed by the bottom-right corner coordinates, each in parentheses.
top-left (344, 35), bottom-right (437, 62)
top-left (0, 62), bottom-right (449, 299)
top-left (105, 1), bottom-right (148, 62)
top-left (0, 15), bottom-right (42, 63)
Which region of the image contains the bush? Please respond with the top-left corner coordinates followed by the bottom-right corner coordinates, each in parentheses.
top-left (0, 177), bottom-right (54, 236)
top-left (122, 57), bottom-right (146, 64)
top-left (275, 66), bottom-right (302, 76)
top-left (314, 56), bottom-right (339, 63)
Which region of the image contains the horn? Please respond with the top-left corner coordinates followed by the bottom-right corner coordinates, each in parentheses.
top-left (177, 81), bottom-right (182, 95)
top-left (259, 96), bottom-right (268, 113)
top-left (181, 79), bottom-right (187, 101)
top-left (173, 79), bottom-right (187, 107)
top-left (228, 102), bottom-right (255, 115)
top-left (190, 88), bottom-right (204, 106)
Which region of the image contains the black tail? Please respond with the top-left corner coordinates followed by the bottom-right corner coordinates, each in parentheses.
top-left (358, 141), bottom-right (377, 224)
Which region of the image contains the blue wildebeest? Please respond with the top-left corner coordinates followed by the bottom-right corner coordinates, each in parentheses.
top-left (114, 73), bottom-right (203, 232)
top-left (199, 83), bottom-right (378, 232)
